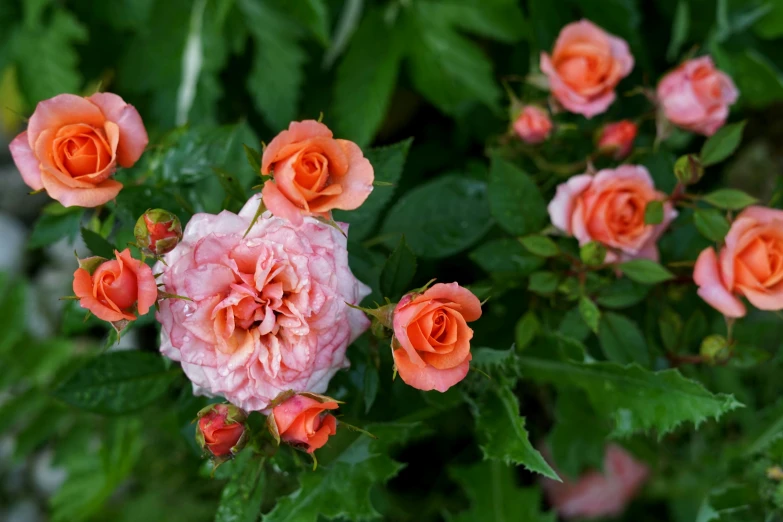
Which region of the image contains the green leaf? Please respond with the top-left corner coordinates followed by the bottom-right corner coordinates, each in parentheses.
top-left (380, 236), bottom-right (417, 300)
top-left (333, 139), bottom-right (412, 240)
top-left (619, 259), bottom-right (674, 285)
top-left (644, 200), bottom-right (664, 225)
top-left (381, 174), bottom-right (493, 258)
top-left (666, 0), bottom-right (690, 62)
top-left (729, 50), bottom-right (783, 108)
top-left (240, 0), bottom-right (306, 130)
top-left (528, 271), bottom-right (559, 295)
top-left (557, 306), bottom-right (591, 343)
top-left (288, 0), bottom-right (330, 45)
top-left (700, 121), bottom-right (746, 167)
top-left (363, 363), bottom-right (379, 414)
top-left (468, 384), bottom-right (560, 480)
top-left (518, 353), bottom-right (742, 436)
top-left (548, 390), bottom-right (608, 478)
top-left (332, 9), bottom-right (404, 147)
top-left (578, 297), bottom-right (601, 334)
top-left (53, 351), bottom-right (179, 415)
top-left (0, 275), bottom-right (26, 355)
top-left (515, 312), bottom-right (541, 352)
top-left (470, 239), bottom-right (544, 279)
top-left (755, 0), bottom-right (783, 39)
top-left (215, 452), bottom-right (266, 522)
top-left (212, 167), bottom-right (249, 205)
top-left (12, 7), bottom-right (87, 106)
top-left (472, 346), bottom-right (518, 373)
top-left (703, 189), bottom-right (758, 210)
top-left (28, 206), bottom-right (84, 249)
top-left (595, 278), bottom-right (650, 309)
top-left (450, 460), bottom-right (556, 522)
top-left (81, 228), bottom-right (116, 259)
top-left (519, 235), bottom-right (559, 257)
top-left (417, 0), bottom-right (528, 44)
top-left (488, 156), bottom-right (548, 236)
top-left (598, 312), bottom-right (650, 365)
top-left (51, 419), bottom-right (143, 522)
top-left (243, 144), bottom-right (262, 174)
top-left (407, 4), bottom-right (501, 114)
top-left (263, 432), bottom-right (405, 522)
top-left (694, 208), bottom-right (731, 242)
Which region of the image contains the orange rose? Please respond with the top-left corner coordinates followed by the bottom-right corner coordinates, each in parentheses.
top-left (548, 165), bottom-right (677, 262)
top-left (270, 394), bottom-right (339, 453)
top-left (541, 20), bottom-right (634, 118)
top-left (9, 93), bottom-right (148, 207)
top-left (72, 249), bottom-right (158, 323)
top-left (694, 206), bottom-right (783, 318)
top-left (391, 283), bottom-right (482, 392)
top-left (261, 120), bottom-right (374, 226)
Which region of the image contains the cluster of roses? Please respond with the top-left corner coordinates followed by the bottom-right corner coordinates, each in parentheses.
top-left (512, 20), bottom-right (783, 519)
top-left (10, 97), bottom-right (482, 463)
top-left (513, 20), bottom-right (783, 324)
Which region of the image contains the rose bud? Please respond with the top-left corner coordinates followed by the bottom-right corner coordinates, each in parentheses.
top-left (196, 403), bottom-right (248, 459)
top-left (72, 248), bottom-right (157, 326)
top-left (656, 56), bottom-right (738, 136)
top-left (134, 209), bottom-right (183, 256)
top-left (392, 282), bottom-right (482, 393)
top-left (597, 120), bottom-right (637, 160)
top-left (269, 393), bottom-right (339, 454)
top-left (513, 105), bottom-right (552, 144)
top-left (694, 206), bottom-right (783, 318)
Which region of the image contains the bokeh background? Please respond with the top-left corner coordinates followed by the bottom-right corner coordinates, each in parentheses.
top-left (2, 0), bottom-right (783, 521)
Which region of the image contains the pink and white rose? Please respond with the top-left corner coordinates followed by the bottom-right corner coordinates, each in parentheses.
top-left (155, 195), bottom-right (370, 411)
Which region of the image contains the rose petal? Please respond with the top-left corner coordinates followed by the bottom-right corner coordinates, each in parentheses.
top-left (693, 247), bottom-right (746, 318)
top-left (392, 348), bottom-right (470, 392)
top-left (87, 92), bottom-right (149, 167)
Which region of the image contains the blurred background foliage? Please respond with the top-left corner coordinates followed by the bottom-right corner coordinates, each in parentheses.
top-left (2, 0), bottom-right (783, 521)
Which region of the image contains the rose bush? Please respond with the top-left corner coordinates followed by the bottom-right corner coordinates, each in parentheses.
top-left (4, 2), bottom-right (783, 522)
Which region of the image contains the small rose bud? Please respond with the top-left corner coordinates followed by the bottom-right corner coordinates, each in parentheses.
top-left (674, 154), bottom-right (704, 185)
top-left (269, 393), bottom-right (338, 454)
top-left (580, 241), bottom-right (607, 266)
top-left (134, 209), bottom-right (182, 256)
top-left (196, 403), bottom-right (248, 459)
top-left (700, 334), bottom-right (730, 364)
top-left (597, 120), bottom-right (637, 160)
top-left (513, 105), bottom-right (552, 144)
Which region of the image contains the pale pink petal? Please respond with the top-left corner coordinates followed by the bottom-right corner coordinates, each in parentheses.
top-left (694, 247), bottom-right (746, 317)
top-left (262, 180), bottom-right (304, 226)
top-left (87, 92), bottom-right (149, 167)
top-left (261, 120), bottom-right (333, 174)
top-left (548, 175), bottom-right (593, 234)
top-left (393, 348), bottom-right (470, 392)
top-left (420, 283), bottom-right (483, 322)
top-left (9, 131), bottom-right (43, 190)
top-left (311, 139), bottom-right (373, 211)
top-left (27, 94), bottom-right (106, 148)
top-left (41, 176), bottom-right (123, 208)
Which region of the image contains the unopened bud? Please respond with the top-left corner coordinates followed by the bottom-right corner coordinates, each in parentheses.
top-left (597, 120), bottom-right (637, 160)
top-left (674, 154), bottom-right (704, 185)
top-left (134, 209), bottom-right (182, 256)
top-left (196, 403), bottom-right (248, 460)
top-left (580, 241), bottom-right (607, 266)
top-left (700, 335), bottom-right (730, 364)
